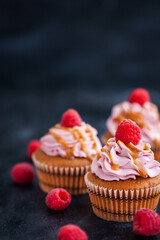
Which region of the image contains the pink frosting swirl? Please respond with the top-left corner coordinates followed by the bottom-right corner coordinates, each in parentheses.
top-left (41, 122), bottom-right (102, 159)
top-left (91, 138), bottom-right (160, 181)
top-left (107, 101), bottom-right (160, 144)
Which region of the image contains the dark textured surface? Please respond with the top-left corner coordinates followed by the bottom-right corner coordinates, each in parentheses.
top-left (1, 88), bottom-right (160, 240)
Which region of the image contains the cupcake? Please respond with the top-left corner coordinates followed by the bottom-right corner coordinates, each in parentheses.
top-left (85, 119), bottom-right (160, 222)
top-left (101, 88), bottom-right (160, 162)
top-left (32, 109), bottom-right (101, 195)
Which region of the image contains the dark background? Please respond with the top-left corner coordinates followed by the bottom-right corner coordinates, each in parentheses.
top-left (1, 0), bottom-right (160, 91)
top-left (1, 1), bottom-right (160, 239)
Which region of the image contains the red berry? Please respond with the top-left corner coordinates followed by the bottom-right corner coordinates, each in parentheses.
top-left (45, 188), bottom-right (71, 210)
top-left (129, 88), bottom-right (150, 106)
top-left (133, 208), bottom-right (160, 236)
top-left (57, 224), bottom-right (88, 240)
top-left (27, 140), bottom-right (41, 159)
top-left (11, 162), bottom-right (34, 184)
top-left (60, 109), bottom-right (82, 128)
top-left (115, 119), bottom-right (141, 145)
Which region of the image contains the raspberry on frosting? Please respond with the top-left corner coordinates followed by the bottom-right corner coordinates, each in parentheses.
top-left (115, 119), bottom-right (141, 145)
top-left (129, 88), bottom-right (150, 106)
top-left (60, 109), bottom-right (82, 128)
top-left (57, 224), bottom-right (88, 240)
top-left (133, 208), bottom-right (160, 236)
top-left (45, 188), bottom-right (71, 210)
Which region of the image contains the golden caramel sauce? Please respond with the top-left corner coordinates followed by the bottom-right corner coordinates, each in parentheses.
top-left (101, 148), bottom-right (120, 171)
top-left (87, 125), bottom-right (97, 148)
top-left (114, 111), bottom-right (150, 129)
top-left (133, 159), bottom-right (148, 178)
top-left (101, 140), bottom-right (150, 177)
top-left (126, 142), bottom-right (140, 160)
top-left (101, 148), bottom-right (110, 155)
top-left (126, 142), bottom-right (148, 178)
top-left (65, 149), bottom-right (72, 159)
top-left (49, 124), bottom-right (97, 160)
top-left (49, 131), bottom-right (68, 148)
top-left (111, 164), bottom-right (120, 171)
top-left (97, 152), bottom-right (101, 160)
top-left (144, 143), bottom-right (150, 150)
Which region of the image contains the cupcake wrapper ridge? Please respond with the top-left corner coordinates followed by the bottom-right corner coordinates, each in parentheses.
top-left (85, 172), bottom-right (160, 222)
top-left (85, 172), bottom-right (160, 199)
top-left (33, 153), bottom-right (90, 195)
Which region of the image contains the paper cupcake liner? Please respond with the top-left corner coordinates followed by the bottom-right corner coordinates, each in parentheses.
top-left (33, 154), bottom-right (90, 195)
top-left (92, 205), bottom-right (157, 222)
top-left (85, 172), bottom-right (160, 222)
top-left (89, 191), bottom-right (159, 214)
top-left (85, 172), bottom-right (160, 199)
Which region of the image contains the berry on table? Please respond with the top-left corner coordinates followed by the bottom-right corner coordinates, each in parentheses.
top-left (11, 162), bottom-right (34, 184)
top-left (133, 208), bottom-right (160, 236)
top-left (45, 188), bottom-right (71, 210)
top-left (60, 109), bottom-right (82, 128)
top-left (57, 224), bottom-right (88, 240)
top-left (129, 88), bottom-right (150, 106)
top-left (115, 119), bottom-right (141, 145)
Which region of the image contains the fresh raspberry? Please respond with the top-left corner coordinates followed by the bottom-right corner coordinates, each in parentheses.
top-left (27, 140), bottom-right (41, 159)
top-left (115, 119), bottom-right (141, 145)
top-left (60, 109), bottom-right (82, 128)
top-left (45, 188), bottom-right (71, 210)
top-left (11, 162), bottom-right (34, 184)
top-left (57, 224), bottom-right (88, 240)
top-left (133, 208), bottom-right (160, 236)
top-left (129, 88), bottom-right (150, 106)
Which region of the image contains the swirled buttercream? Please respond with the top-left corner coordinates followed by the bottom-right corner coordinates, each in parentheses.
top-left (41, 122), bottom-right (101, 159)
top-left (107, 101), bottom-right (160, 144)
top-left (91, 138), bottom-right (160, 181)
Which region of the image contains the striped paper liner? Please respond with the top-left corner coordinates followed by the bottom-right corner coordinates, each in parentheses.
top-left (85, 172), bottom-right (160, 222)
top-left (32, 153), bottom-right (90, 195)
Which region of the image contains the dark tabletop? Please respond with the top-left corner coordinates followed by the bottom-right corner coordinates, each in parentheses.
top-left (1, 88), bottom-right (160, 240)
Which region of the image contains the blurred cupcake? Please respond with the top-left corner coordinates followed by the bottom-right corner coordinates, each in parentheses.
top-left (101, 88), bottom-right (160, 162)
top-left (86, 119), bottom-right (160, 222)
top-left (32, 109), bottom-right (101, 195)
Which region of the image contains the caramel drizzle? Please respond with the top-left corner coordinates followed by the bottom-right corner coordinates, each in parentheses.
top-left (114, 111), bottom-right (150, 129)
top-left (101, 148), bottom-right (120, 171)
top-left (126, 142), bottom-right (148, 178)
top-left (49, 124), bottom-right (98, 160)
top-left (49, 131), bottom-right (68, 148)
top-left (102, 140), bottom-right (149, 177)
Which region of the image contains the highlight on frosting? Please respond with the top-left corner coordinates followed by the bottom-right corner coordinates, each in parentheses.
top-left (107, 101), bottom-right (160, 144)
top-left (40, 122), bottom-right (102, 159)
top-left (91, 138), bottom-right (160, 181)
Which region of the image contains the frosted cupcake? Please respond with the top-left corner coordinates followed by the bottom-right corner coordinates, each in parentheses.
top-left (101, 88), bottom-right (160, 161)
top-left (32, 109), bottom-right (101, 195)
top-left (86, 119), bottom-right (160, 222)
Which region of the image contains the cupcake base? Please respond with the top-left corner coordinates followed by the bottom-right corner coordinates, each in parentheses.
top-left (85, 172), bottom-right (160, 222)
top-left (37, 168), bottom-right (88, 195)
top-left (152, 145), bottom-right (160, 163)
top-left (101, 131), bottom-right (113, 145)
top-left (92, 205), bottom-right (134, 222)
top-left (89, 191), bottom-right (159, 222)
top-left (32, 149), bottom-right (91, 195)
